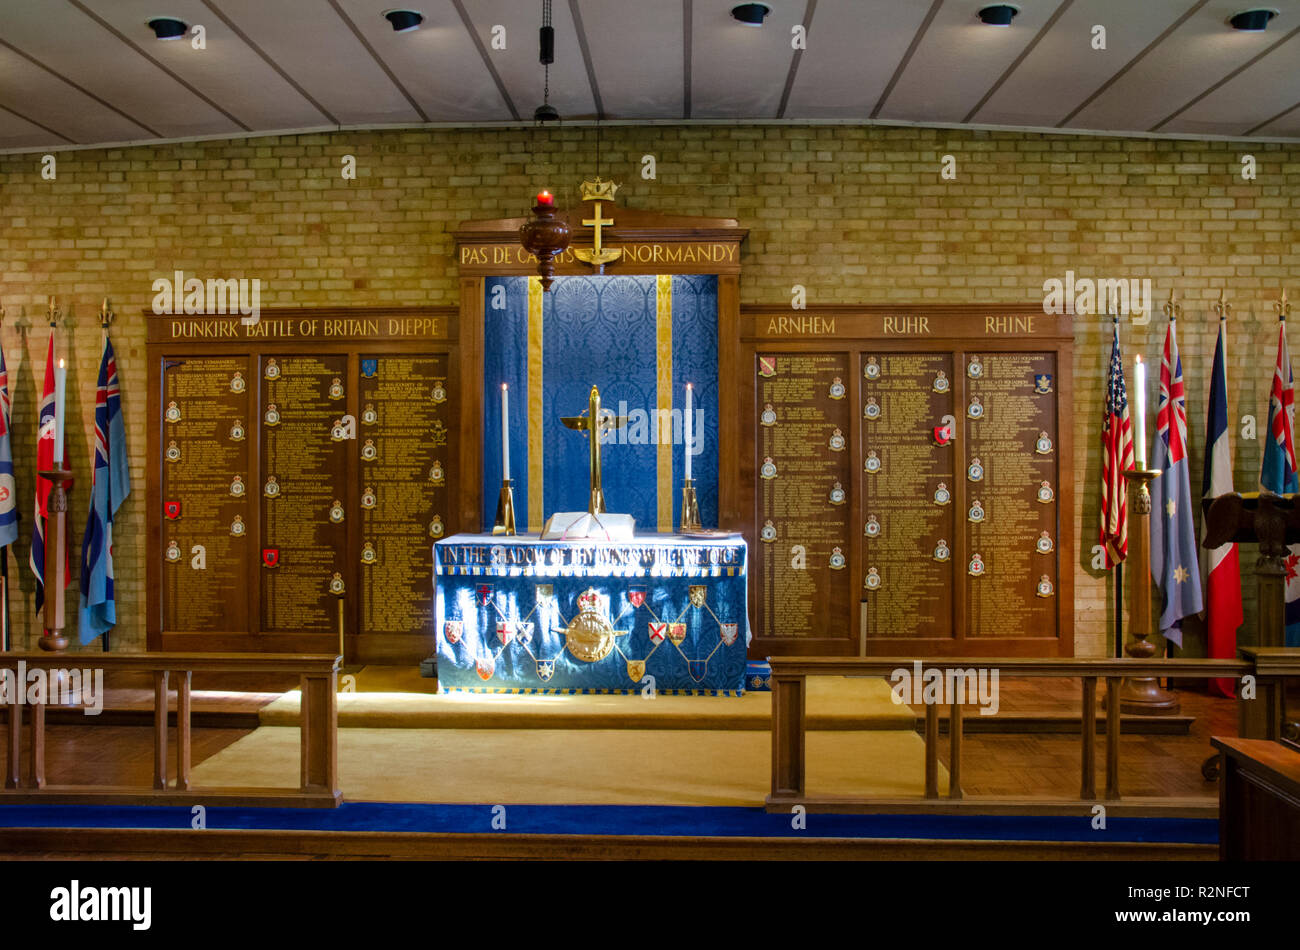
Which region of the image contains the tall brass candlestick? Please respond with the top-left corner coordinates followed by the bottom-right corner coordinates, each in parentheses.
top-left (1119, 468), bottom-right (1180, 713)
top-left (37, 468), bottom-right (73, 653)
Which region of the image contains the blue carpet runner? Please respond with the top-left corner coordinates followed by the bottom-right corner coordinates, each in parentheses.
top-left (0, 803), bottom-right (1216, 843)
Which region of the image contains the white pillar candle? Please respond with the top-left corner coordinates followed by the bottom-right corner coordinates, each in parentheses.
top-left (1133, 355), bottom-right (1146, 469)
top-left (53, 358), bottom-right (66, 467)
top-left (501, 383), bottom-right (510, 481)
top-left (684, 383), bottom-right (693, 481)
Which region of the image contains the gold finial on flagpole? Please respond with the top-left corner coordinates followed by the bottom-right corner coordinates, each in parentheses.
top-left (46, 296), bottom-right (60, 328)
top-left (99, 297), bottom-right (114, 329)
top-left (1275, 288), bottom-right (1291, 322)
top-left (1162, 288), bottom-right (1181, 322)
top-left (1212, 290), bottom-right (1231, 321)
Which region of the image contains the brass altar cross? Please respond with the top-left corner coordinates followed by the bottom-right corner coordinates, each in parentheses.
top-left (561, 385), bottom-right (627, 514)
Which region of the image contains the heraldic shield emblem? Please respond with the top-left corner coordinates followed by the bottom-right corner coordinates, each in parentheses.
top-left (476, 583), bottom-right (494, 606)
top-left (626, 659), bottom-right (646, 683)
top-left (443, 621), bottom-right (463, 645)
top-left (475, 656), bottom-right (495, 681)
top-left (627, 588), bottom-right (646, 608)
top-left (688, 585), bottom-right (707, 608)
top-left (496, 620), bottom-right (515, 645)
top-left (667, 622), bottom-right (687, 644)
top-left (688, 660), bottom-right (708, 682)
top-left (648, 622), bottom-right (667, 645)
top-left (720, 623), bottom-right (739, 646)
top-left (262, 548), bottom-right (279, 569)
top-left (536, 659), bottom-right (555, 682)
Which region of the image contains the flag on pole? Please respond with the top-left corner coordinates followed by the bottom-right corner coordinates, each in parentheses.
top-left (30, 331), bottom-right (56, 615)
top-left (79, 333), bottom-right (131, 643)
top-left (1202, 316), bottom-right (1242, 694)
top-left (1150, 317), bottom-right (1203, 645)
top-left (1260, 318), bottom-right (1300, 646)
top-left (0, 344), bottom-right (18, 549)
top-left (1100, 319), bottom-right (1135, 567)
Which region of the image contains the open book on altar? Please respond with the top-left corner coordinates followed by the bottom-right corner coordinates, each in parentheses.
top-left (540, 512), bottom-right (636, 541)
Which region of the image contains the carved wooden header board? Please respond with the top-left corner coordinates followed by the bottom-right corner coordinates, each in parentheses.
top-left (146, 306), bottom-right (459, 664)
top-left (739, 305), bottom-right (1074, 658)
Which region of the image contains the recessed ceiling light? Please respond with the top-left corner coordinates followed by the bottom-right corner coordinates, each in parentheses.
top-left (731, 3), bottom-right (771, 26)
top-left (977, 4), bottom-right (1019, 26)
top-left (1228, 8), bottom-right (1278, 31)
top-left (383, 9), bottom-right (425, 33)
top-left (145, 16), bottom-right (188, 40)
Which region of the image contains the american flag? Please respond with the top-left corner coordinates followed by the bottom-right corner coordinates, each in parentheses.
top-left (1100, 319), bottom-right (1134, 566)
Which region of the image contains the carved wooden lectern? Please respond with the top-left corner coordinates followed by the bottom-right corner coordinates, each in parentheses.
top-left (1203, 491), bottom-right (1298, 742)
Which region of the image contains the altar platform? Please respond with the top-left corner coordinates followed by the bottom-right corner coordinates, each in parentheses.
top-left (434, 532), bottom-right (750, 694)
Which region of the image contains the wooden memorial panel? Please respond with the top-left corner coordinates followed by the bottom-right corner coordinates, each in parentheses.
top-left (860, 353), bottom-right (956, 641)
top-left (146, 308), bottom-right (459, 663)
top-left (963, 352), bottom-right (1061, 639)
top-left (357, 354), bottom-right (454, 639)
top-left (754, 354), bottom-right (853, 642)
top-left (160, 356), bottom-right (252, 633)
top-left (259, 355), bottom-right (349, 633)
top-left (739, 306), bottom-right (1073, 658)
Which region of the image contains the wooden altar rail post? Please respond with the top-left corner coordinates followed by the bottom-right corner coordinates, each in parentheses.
top-left (768, 656), bottom-right (1279, 815)
top-left (1, 653), bottom-right (341, 807)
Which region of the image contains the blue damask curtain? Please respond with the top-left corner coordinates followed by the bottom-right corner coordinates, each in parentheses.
top-left (482, 274), bottom-right (718, 532)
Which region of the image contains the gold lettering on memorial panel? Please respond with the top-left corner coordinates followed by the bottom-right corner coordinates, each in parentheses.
top-left (860, 354), bottom-right (956, 641)
top-left (259, 355), bottom-right (350, 632)
top-left (963, 352), bottom-right (1059, 638)
top-left (161, 356), bottom-right (252, 632)
top-left (755, 354), bottom-right (852, 639)
top-left (358, 354), bottom-right (454, 638)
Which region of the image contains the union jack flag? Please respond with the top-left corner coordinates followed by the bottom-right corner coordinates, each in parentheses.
top-left (1099, 320), bottom-right (1134, 567)
top-left (79, 333), bottom-right (131, 643)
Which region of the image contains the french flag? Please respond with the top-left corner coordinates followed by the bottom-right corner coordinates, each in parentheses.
top-left (1201, 318), bottom-right (1241, 695)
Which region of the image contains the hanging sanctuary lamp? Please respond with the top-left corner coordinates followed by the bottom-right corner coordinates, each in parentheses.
top-left (518, 0), bottom-right (569, 290)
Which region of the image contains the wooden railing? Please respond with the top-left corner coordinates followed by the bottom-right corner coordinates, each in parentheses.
top-left (767, 655), bottom-right (1297, 817)
top-left (0, 653), bottom-right (340, 808)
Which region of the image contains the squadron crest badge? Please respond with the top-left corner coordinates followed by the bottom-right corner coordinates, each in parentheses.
top-left (564, 588), bottom-right (619, 663)
top-left (864, 356), bottom-right (881, 380)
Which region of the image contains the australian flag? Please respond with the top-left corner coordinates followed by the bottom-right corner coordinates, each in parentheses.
top-left (1149, 317), bottom-right (1202, 646)
top-left (79, 334), bottom-right (131, 643)
top-left (0, 344), bottom-right (17, 549)
top-left (1261, 319), bottom-right (1300, 645)
top-left (30, 332), bottom-right (56, 615)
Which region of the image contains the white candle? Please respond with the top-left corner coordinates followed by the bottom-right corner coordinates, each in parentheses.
top-left (53, 358), bottom-right (66, 467)
top-left (501, 383), bottom-right (510, 481)
top-left (684, 383), bottom-right (693, 481)
top-left (1133, 355), bottom-right (1146, 469)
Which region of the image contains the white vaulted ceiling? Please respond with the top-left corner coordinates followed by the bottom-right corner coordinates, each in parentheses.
top-left (1, 0), bottom-right (1299, 151)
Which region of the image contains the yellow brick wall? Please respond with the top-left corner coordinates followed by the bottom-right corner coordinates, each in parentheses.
top-left (0, 124), bottom-right (1294, 656)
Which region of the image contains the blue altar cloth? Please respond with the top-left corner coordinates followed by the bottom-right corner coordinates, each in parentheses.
top-left (433, 533), bottom-right (750, 694)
